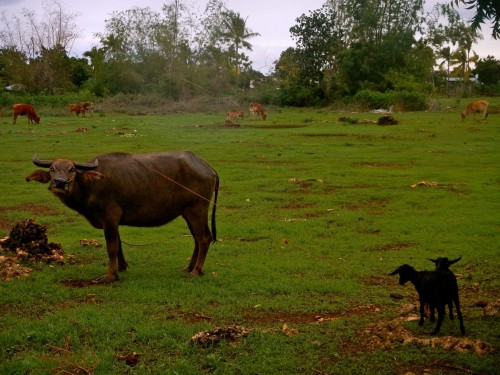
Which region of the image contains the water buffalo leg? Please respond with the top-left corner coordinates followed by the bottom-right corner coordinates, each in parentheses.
top-left (182, 210), bottom-right (212, 276)
top-left (117, 235), bottom-right (128, 272)
top-left (93, 225), bottom-right (120, 283)
top-left (182, 221), bottom-right (198, 274)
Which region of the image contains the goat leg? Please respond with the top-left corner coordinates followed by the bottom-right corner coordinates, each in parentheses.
top-left (418, 301), bottom-right (425, 327)
top-left (431, 305), bottom-right (445, 335)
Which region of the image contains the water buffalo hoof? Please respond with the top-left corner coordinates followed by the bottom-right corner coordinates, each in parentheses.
top-left (189, 268), bottom-right (204, 277)
top-left (92, 274), bottom-right (118, 284)
top-left (118, 263), bottom-right (128, 272)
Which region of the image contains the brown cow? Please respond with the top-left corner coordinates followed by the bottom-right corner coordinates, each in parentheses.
top-left (81, 102), bottom-right (93, 116)
top-left (68, 104), bottom-right (84, 117)
top-left (249, 102), bottom-right (267, 121)
top-left (461, 100), bottom-right (489, 121)
top-left (12, 103), bottom-right (40, 124)
top-left (226, 110), bottom-right (244, 121)
top-left (26, 152), bottom-right (219, 283)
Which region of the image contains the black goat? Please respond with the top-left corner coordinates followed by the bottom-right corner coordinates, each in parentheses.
top-left (428, 257), bottom-right (462, 320)
top-left (388, 264), bottom-right (465, 335)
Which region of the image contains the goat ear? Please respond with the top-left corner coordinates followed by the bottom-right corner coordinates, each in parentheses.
top-left (79, 170), bottom-right (105, 185)
top-left (26, 170), bottom-right (51, 184)
top-left (449, 257), bottom-right (462, 265)
top-left (428, 258), bottom-right (437, 264)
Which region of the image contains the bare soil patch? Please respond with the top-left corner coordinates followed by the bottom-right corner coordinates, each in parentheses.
top-left (244, 124), bottom-right (306, 129)
top-left (353, 162), bottom-right (407, 168)
top-left (0, 218), bottom-right (67, 281)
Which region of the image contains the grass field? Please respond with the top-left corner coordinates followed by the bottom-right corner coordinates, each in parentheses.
top-left (0, 103), bottom-right (499, 374)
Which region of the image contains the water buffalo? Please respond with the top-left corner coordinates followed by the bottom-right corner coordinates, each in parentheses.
top-left (26, 151), bottom-right (219, 283)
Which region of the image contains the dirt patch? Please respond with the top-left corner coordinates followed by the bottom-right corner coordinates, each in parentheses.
top-left (359, 319), bottom-right (493, 355)
top-left (190, 325), bottom-right (251, 347)
top-left (223, 236), bottom-right (270, 242)
top-left (353, 162), bottom-right (407, 168)
top-left (60, 280), bottom-right (104, 288)
top-left (0, 218), bottom-right (67, 281)
top-left (377, 115), bottom-right (398, 125)
top-left (280, 202), bottom-right (317, 210)
top-left (240, 303), bottom-right (381, 326)
top-left (369, 242), bottom-right (415, 252)
top-left (245, 124), bottom-right (306, 129)
top-left (342, 198), bottom-right (389, 212)
top-left (301, 133), bottom-right (352, 137)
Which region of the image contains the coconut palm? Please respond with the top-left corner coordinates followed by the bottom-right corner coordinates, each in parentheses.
top-left (219, 11), bottom-right (260, 85)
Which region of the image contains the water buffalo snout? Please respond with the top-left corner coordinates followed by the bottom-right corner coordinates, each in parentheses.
top-left (54, 178), bottom-right (67, 189)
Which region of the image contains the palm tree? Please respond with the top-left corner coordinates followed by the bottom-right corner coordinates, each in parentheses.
top-left (437, 46), bottom-right (452, 95)
top-left (219, 11), bottom-right (260, 85)
top-left (450, 46), bottom-right (479, 94)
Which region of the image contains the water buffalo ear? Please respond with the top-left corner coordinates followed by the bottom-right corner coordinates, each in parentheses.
top-left (80, 170), bottom-right (104, 185)
top-left (26, 170), bottom-right (51, 183)
top-left (449, 257), bottom-right (462, 265)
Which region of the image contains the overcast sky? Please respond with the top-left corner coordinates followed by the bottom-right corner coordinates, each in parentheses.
top-left (0, 0), bottom-right (498, 74)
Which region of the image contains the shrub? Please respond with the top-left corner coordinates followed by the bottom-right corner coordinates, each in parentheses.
top-left (352, 90), bottom-right (427, 111)
top-left (353, 90), bottom-right (390, 110)
top-left (391, 91), bottom-right (428, 111)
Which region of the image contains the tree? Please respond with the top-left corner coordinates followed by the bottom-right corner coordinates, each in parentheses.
top-left (473, 55), bottom-right (500, 84)
top-left (0, 0), bottom-right (79, 59)
top-left (437, 46), bottom-right (453, 94)
top-left (453, 0), bottom-right (500, 39)
top-left (289, 5), bottom-right (344, 92)
top-left (219, 11), bottom-right (260, 86)
top-left (284, 0), bottom-right (429, 101)
top-left (0, 48), bottom-right (29, 87)
top-left (450, 47), bottom-right (479, 81)
top-left (98, 7), bottom-right (161, 63)
top-left (159, 0), bottom-right (194, 73)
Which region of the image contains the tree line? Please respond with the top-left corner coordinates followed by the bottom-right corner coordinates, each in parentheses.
top-left (0, 0), bottom-right (498, 109)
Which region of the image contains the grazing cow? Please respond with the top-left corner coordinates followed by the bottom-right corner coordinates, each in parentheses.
top-left (12, 103), bottom-right (40, 124)
top-left (226, 110), bottom-right (244, 121)
top-left (81, 102), bottom-right (94, 116)
top-left (461, 100), bottom-right (488, 121)
top-left (68, 104), bottom-right (84, 117)
top-left (249, 102), bottom-right (267, 121)
top-left (26, 152), bottom-right (219, 283)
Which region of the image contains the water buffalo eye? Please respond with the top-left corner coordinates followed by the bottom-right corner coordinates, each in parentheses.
top-left (69, 167), bottom-right (76, 173)
top-left (50, 167), bottom-right (54, 172)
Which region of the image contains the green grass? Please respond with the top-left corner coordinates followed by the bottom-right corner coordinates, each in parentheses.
top-left (0, 103), bottom-right (499, 374)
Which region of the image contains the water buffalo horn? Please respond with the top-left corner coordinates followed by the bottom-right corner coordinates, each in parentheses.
top-left (32, 155), bottom-right (99, 170)
top-left (32, 155), bottom-right (54, 168)
top-left (74, 159), bottom-right (99, 170)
